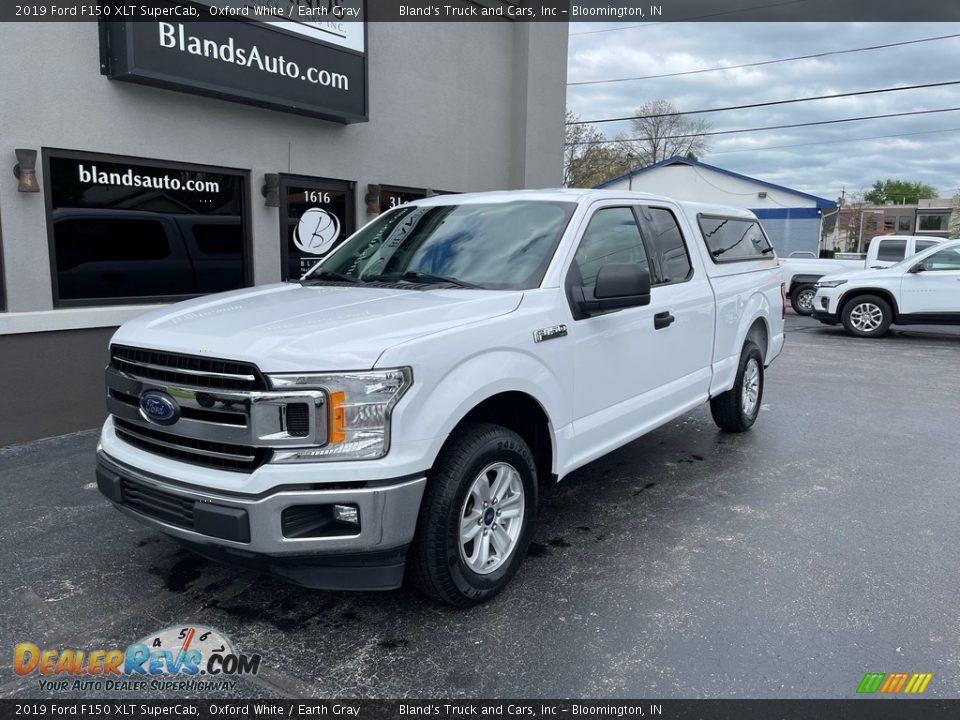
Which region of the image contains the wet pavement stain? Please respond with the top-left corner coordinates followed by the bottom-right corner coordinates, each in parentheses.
top-left (149, 553), bottom-right (207, 592)
top-left (527, 541), bottom-right (549, 557)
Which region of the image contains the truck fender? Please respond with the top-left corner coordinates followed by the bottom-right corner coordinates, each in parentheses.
top-left (415, 350), bottom-right (566, 476)
top-left (710, 292), bottom-right (772, 397)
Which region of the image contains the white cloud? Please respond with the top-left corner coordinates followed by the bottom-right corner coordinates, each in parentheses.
top-left (567, 22), bottom-right (960, 198)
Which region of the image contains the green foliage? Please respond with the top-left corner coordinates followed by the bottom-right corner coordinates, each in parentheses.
top-left (864, 179), bottom-right (937, 205)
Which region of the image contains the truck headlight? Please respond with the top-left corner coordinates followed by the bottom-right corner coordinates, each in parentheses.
top-left (266, 368), bottom-right (412, 462)
top-left (815, 279), bottom-right (847, 289)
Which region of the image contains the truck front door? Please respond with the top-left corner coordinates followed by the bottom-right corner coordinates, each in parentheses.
top-left (565, 204), bottom-right (713, 465)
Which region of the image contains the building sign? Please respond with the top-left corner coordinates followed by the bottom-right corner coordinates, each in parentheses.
top-left (280, 177), bottom-right (354, 279)
top-left (44, 150), bottom-right (250, 306)
top-left (99, 3), bottom-right (367, 123)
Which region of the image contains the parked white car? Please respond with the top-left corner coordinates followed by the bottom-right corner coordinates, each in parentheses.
top-left (813, 239), bottom-right (960, 337)
top-left (96, 189), bottom-right (785, 605)
top-left (781, 235), bottom-right (943, 315)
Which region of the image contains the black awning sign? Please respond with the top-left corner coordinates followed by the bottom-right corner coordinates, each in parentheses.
top-left (100, 10), bottom-right (368, 123)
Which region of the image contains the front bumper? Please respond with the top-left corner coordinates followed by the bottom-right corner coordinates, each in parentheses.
top-left (812, 288), bottom-right (842, 324)
top-left (96, 451), bottom-right (426, 590)
top-left (811, 309), bottom-right (839, 325)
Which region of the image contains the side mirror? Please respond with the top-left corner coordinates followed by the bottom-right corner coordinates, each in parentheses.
top-left (909, 262), bottom-right (927, 274)
top-left (574, 263), bottom-right (651, 316)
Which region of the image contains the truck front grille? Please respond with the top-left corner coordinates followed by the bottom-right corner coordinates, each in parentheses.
top-left (114, 418), bottom-right (270, 472)
top-left (111, 345), bottom-right (266, 392)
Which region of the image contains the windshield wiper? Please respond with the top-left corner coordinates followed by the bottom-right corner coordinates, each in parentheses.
top-left (303, 270), bottom-right (360, 284)
top-left (367, 271), bottom-right (478, 288)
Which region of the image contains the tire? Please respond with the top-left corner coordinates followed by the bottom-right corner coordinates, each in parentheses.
top-left (710, 341), bottom-right (764, 433)
top-left (841, 294), bottom-right (892, 338)
top-left (408, 422), bottom-right (538, 607)
top-left (790, 284), bottom-right (816, 316)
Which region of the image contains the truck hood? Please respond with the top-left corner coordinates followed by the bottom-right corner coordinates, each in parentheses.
top-left (110, 283), bottom-right (523, 372)
top-left (819, 267), bottom-right (901, 284)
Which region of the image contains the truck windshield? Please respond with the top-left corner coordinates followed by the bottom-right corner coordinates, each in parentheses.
top-left (304, 200), bottom-right (577, 290)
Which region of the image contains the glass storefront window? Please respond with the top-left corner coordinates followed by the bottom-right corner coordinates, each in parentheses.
top-left (280, 176), bottom-right (354, 280)
top-left (45, 150), bottom-right (250, 306)
top-left (379, 186), bottom-right (426, 213)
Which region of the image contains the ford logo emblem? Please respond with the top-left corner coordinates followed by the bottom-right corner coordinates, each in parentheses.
top-left (139, 391), bottom-right (181, 426)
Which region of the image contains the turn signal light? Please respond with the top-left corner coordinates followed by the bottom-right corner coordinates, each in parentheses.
top-left (329, 390), bottom-right (346, 444)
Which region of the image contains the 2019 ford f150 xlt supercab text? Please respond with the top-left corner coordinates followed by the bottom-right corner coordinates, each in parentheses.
top-left (96, 190), bottom-right (785, 606)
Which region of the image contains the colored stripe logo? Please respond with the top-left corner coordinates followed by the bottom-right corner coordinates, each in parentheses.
top-left (857, 672), bottom-right (933, 694)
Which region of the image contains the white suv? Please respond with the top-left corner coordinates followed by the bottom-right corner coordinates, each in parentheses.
top-left (813, 239), bottom-right (960, 337)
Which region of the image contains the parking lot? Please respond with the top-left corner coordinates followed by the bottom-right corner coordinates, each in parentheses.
top-left (2, 314), bottom-right (959, 700)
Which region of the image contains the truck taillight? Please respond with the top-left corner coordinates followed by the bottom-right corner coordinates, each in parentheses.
top-left (780, 282), bottom-right (786, 320)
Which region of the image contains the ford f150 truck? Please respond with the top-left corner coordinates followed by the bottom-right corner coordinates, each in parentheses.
top-left (781, 235), bottom-right (942, 315)
top-left (96, 190), bottom-right (785, 606)
top-left (812, 238), bottom-right (960, 337)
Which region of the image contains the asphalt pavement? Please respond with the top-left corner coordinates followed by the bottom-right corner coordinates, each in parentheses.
top-left (2, 314), bottom-right (959, 699)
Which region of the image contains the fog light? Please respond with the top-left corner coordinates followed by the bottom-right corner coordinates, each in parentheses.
top-left (821, 297), bottom-right (829, 309)
top-left (333, 504), bottom-right (359, 526)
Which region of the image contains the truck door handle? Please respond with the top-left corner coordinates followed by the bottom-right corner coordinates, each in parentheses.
top-left (654, 311), bottom-right (675, 330)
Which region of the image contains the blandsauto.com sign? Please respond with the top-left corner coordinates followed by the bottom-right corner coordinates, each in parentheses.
top-left (99, 3), bottom-right (367, 123)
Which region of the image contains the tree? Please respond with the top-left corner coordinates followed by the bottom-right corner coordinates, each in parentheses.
top-left (620, 100), bottom-right (712, 167)
top-left (563, 110), bottom-right (632, 188)
top-left (864, 179), bottom-right (937, 205)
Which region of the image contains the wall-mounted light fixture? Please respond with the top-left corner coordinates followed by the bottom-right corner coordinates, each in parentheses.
top-left (13, 149), bottom-right (40, 193)
top-left (261, 173), bottom-right (280, 207)
top-left (364, 184), bottom-right (381, 214)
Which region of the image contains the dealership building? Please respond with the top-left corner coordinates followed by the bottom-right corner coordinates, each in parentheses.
top-left (0, 12), bottom-right (567, 445)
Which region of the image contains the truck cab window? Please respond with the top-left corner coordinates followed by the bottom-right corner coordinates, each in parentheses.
top-left (573, 207), bottom-right (649, 289)
top-left (640, 206), bottom-right (692, 284)
top-left (875, 239), bottom-right (906, 262)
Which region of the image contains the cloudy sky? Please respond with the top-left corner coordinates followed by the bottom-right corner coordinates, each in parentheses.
top-left (566, 23), bottom-right (960, 201)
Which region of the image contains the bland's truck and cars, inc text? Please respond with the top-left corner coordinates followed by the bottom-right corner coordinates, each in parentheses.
top-left (96, 190), bottom-right (785, 606)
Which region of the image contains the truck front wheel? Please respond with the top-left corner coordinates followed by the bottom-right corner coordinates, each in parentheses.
top-left (710, 341), bottom-right (764, 432)
top-left (409, 422), bottom-right (537, 606)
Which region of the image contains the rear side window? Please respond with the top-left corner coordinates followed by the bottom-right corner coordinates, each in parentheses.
top-left (915, 239), bottom-right (939, 253)
top-left (876, 239), bottom-right (906, 262)
top-left (640, 206), bottom-right (692, 284)
top-left (698, 215), bottom-right (773, 262)
top-left (573, 207), bottom-right (649, 289)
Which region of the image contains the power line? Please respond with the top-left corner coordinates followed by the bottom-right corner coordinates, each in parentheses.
top-left (707, 126), bottom-right (960, 155)
top-left (569, 107), bottom-right (960, 145)
top-left (568, 0), bottom-right (810, 35)
top-left (567, 80), bottom-right (960, 126)
top-left (567, 33), bottom-right (960, 86)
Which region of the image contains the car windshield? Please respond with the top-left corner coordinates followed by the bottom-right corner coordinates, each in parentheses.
top-left (303, 200), bottom-right (577, 290)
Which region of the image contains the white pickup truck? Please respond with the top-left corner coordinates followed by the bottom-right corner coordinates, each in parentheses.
top-left (781, 235), bottom-right (942, 315)
top-left (812, 239), bottom-right (960, 337)
top-left (96, 189), bottom-right (785, 606)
